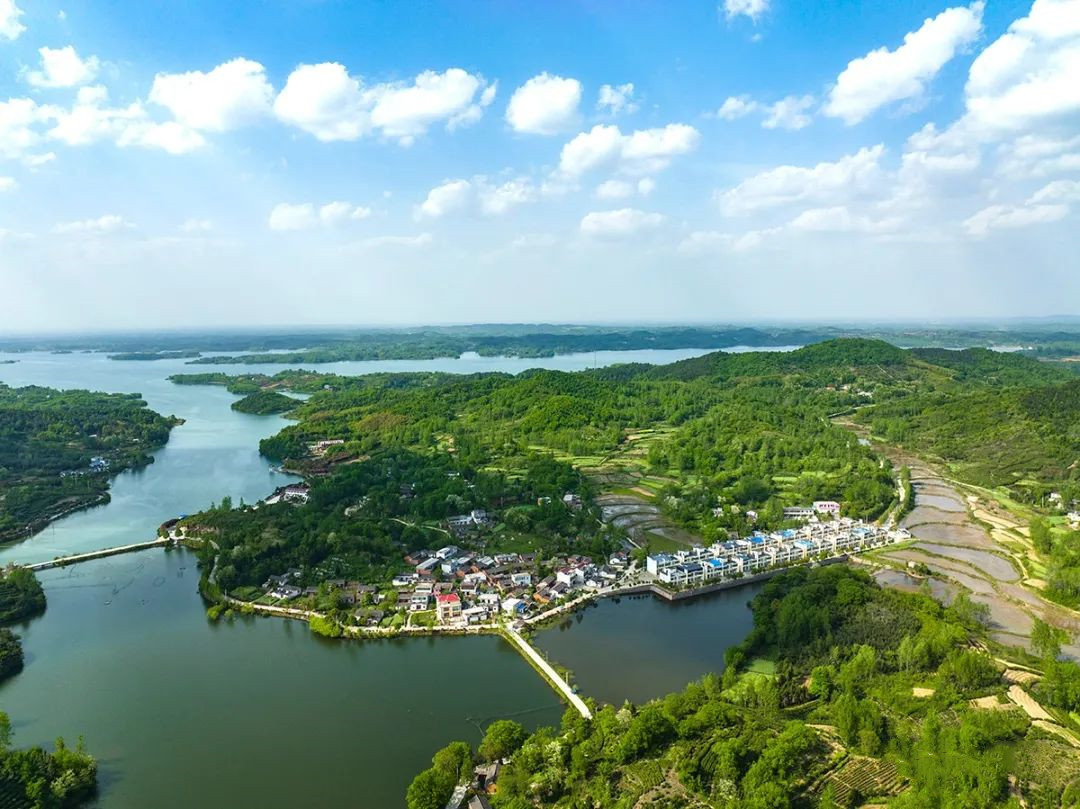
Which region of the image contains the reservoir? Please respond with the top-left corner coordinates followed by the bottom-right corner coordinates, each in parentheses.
top-left (0, 347), bottom-right (775, 806)
top-left (532, 585), bottom-right (766, 706)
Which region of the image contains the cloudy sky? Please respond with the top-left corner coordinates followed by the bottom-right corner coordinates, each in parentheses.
top-left (1, 0), bottom-right (1078, 332)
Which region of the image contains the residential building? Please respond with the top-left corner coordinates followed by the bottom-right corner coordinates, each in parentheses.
top-left (436, 593), bottom-right (462, 623)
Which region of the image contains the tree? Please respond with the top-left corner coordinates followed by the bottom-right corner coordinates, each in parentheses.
top-left (1031, 518), bottom-right (1053, 555)
top-left (479, 719), bottom-right (527, 762)
top-left (1031, 617), bottom-right (1066, 661)
top-left (0, 710), bottom-right (11, 751)
top-left (405, 768), bottom-right (449, 809)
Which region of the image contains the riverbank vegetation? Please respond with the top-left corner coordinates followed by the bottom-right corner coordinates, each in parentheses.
top-left (0, 568), bottom-right (45, 623)
top-left (0, 712), bottom-right (97, 808)
top-left (0, 628), bottom-right (23, 681)
top-left (0, 385), bottom-right (180, 542)
top-left (408, 566), bottom-right (1080, 808)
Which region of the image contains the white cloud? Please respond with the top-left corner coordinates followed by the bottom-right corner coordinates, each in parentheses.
top-left (53, 214), bottom-right (134, 235)
top-left (762, 95), bottom-right (814, 130)
top-left (0, 176), bottom-right (15, 191)
top-left (268, 203), bottom-right (317, 231)
top-left (319, 201), bottom-right (372, 223)
top-left (117, 119), bottom-right (206, 154)
top-left (22, 151), bottom-right (55, 167)
top-left (722, 0), bottom-right (769, 22)
top-left (149, 58), bottom-right (273, 132)
top-left (996, 134), bottom-right (1080, 178)
top-left (789, 205), bottom-right (901, 233)
top-left (718, 144), bottom-right (886, 214)
top-left (559, 123), bottom-right (699, 177)
top-left (416, 179), bottom-right (472, 219)
top-left (597, 83), bottom-right (637, 115)
top-left (26, 46), bottom-right (100, 88)
top-left (416, 177), bottom-right (536, 218)
top-left (1027, 179), bottom-right (1080, 204)
top-left (505, 73), bottom-right (582, 135)
top-left (0, 0), bottom-right (24, 40)
top-left (269, 201), bottom-right (372, 230)
top-left (580, 208), bottom-right (664, 237)
top-left (274, 63), bottom-right (492, 143)
top-left (180, 218), bottom-right (213, 233)
top-left (962, 0), bottom-right (1080, 135)
top-left (0, 97), bottom-right (48, 158)
top-left (595, 177), bottom-right (655, 199)
top-left (825, 2), bottom-right (984, 125)
top-left (370, 68), bottom-right (492, 142)
top-left (963, 202), bottom-right (1068, 236)
top-left (715, 95), bottom-right (759, 120)
top-left (360, 232), bottom-right (432, 248)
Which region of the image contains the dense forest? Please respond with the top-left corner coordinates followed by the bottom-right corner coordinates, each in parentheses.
top-left (229, 390), bottom-right (299, 415)
top-left (0, 385), bottom-right (180, 542)
top-left (187, 449), bottom-right (604, 594)
top-left (860, 375), bottom-right (1080, 502)
top-left (173, 339), bottom-right (1079, 588)
top-left (407, 566), bottom-right (1080, 809)
top-left (0, 568), bottom-right (45, 624)
top-left (0, 712), bottom-right (97, 809)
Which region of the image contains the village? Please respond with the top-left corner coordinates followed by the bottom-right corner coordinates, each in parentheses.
top-left (250, 492), bottom-right (908, 632)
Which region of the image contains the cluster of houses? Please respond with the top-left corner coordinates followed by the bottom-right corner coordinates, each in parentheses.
top-left (645, 519), bottom-right (907, 587)
top-left (390, 544), bottom-right (630, 625)
top-left (263, 482), bottom-right (311, 506)
top-left (60, 456), bottom-right (110, 478)
top-left (447, 510), bottom-right (493, 536)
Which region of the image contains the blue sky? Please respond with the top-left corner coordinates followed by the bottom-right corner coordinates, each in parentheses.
top-left (1, 0), bottom-right (1078, 331)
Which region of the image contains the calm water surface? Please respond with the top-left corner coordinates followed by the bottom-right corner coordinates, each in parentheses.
top-left (0, 348), bottom-right (777, 806)
top-left (533, 585), bottom-right (766, 706)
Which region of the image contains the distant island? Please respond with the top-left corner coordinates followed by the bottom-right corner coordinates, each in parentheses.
top-left (231, 390), bottom-right (300, 415)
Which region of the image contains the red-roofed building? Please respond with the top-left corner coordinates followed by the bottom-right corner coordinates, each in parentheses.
top-left (436, 592), bottom-right (462, 624)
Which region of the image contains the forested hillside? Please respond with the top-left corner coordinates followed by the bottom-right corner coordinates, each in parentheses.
top-left (171, 339), bottom-right (1079, 591)
top-left (407, 567), bottom-right (1080, 809)
top-left (0, 385), bottom-right (180, 542)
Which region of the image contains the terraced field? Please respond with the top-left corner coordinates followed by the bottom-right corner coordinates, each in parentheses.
top-left (818, 757), bottom-right (906, 805)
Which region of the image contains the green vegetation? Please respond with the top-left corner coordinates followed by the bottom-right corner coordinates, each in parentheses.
top-left (173, 339), bottom-right (1080, 593)
top-left (230, 390), bottom-right (299, 415)
top-left (0, 712), bottom-right (97, 809)
top-left (410, 566), bottom-right (1080, 808)
top-left (859, 373), bottom-right (1080, 503)
top-left (0, 385), bottom-right (180, 542)
top-left (184, 449), bottom-right (601, 594)
top-left (0, 629), bottom-right (23, 682)
top-left (0, 568), bottom-right (45, 624)
top-left (106, 350), bottom-right (201, 361)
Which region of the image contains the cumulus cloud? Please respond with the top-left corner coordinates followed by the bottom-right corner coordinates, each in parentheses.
top-left (149, 58), bottom-right (273, 131)
top-left (0, 176), bottom-right (15, 191)
top-left (53, 214), bottom-right (134, 234)
top-left (505, 73), bottom-right (582, 134)
top-left (416, 179), bottom-right (473, 219)
top-left (595, 178), bottom-right (655, 199)
top-left (962, 0), bottom-right (1080, 135)
top-left (762, 95), bottom-right (815, 130)
top-left (0, 0), bottom-right (24, 40)
top-left (825, 2), bottom-right (984, 125)
top-left (26, 46), bottom-right (100, 88)
top-left (718, 144), bottom-right (886, 215)
top-left (597, 83), bottom-right (637, 115)
top-left (274, 63), bottom-right (492, 144)
top-left (963, 202), bottom-right (1068, 236)
top-left (416, 177), bottom-right (537, 218)
top-left (269, 201), bottom-right (372, 230)
top-left (1028, 179), bottom-right (1080, 204)
top-left (580, 208), bottom-right (664, 237)
top-left (559, 123), bottom-right (699, 177)
top-left (789, 205), bottom-right (901, 233)
top-left (722, 0), bottom-right (769, 22)
top-left (715, 95), bottom-right (759, 120)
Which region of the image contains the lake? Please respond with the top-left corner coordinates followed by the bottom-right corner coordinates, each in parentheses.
top-left (0, 346), bottom-right (775, 806)
top-left (532, 585), bottom-right (765, 706)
